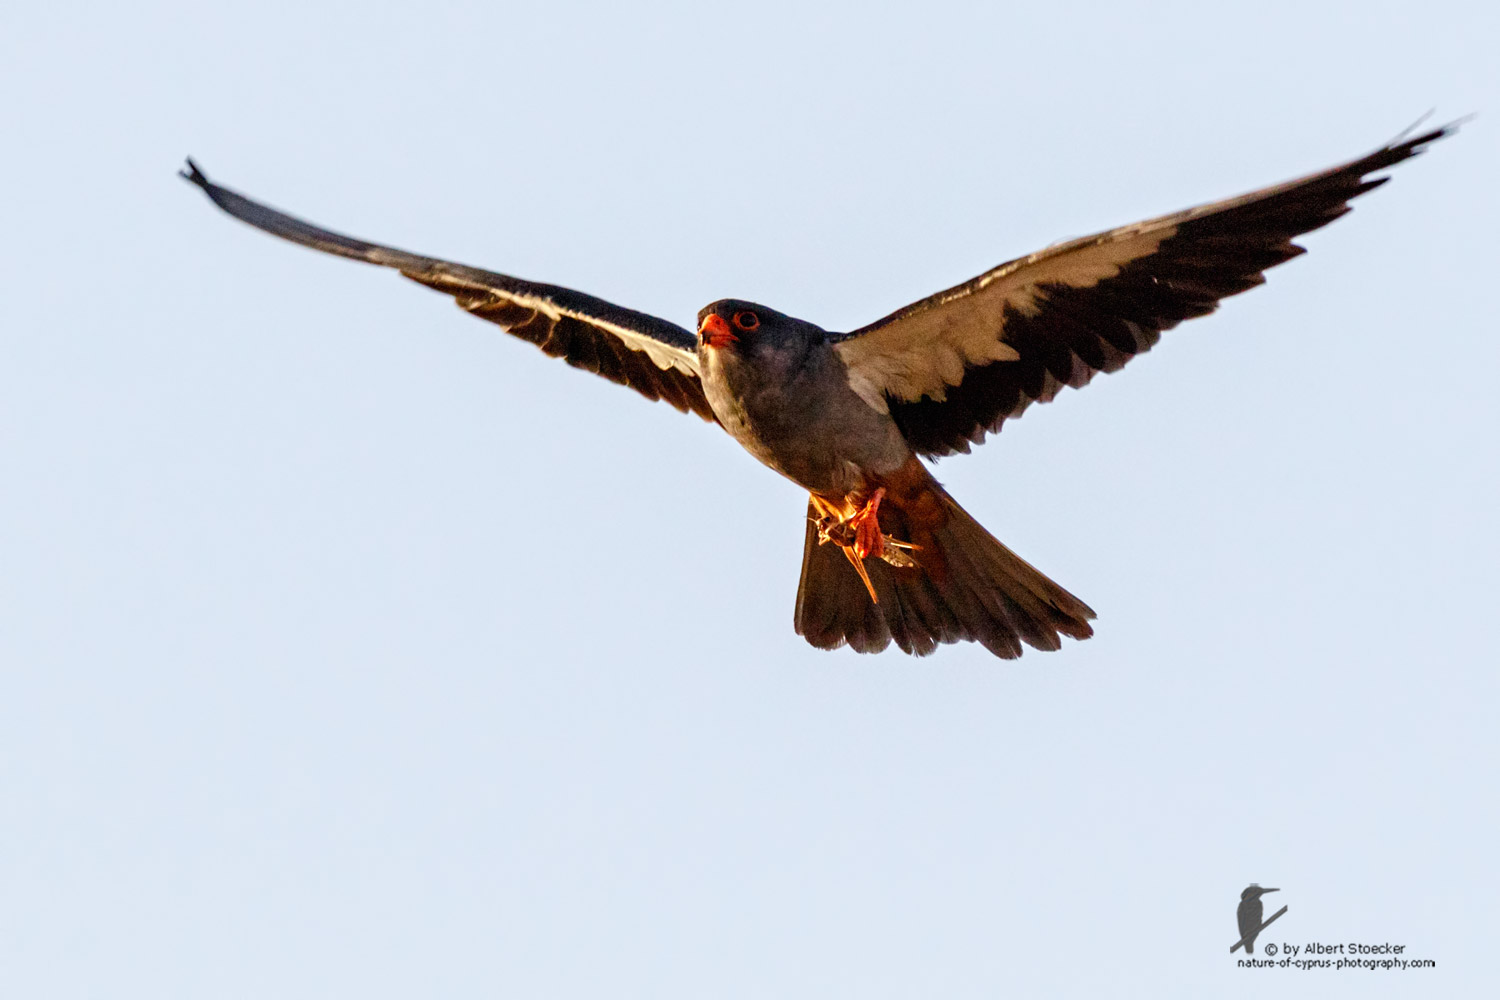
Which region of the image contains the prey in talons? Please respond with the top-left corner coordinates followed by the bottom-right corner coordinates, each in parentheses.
top-left (809, 491), bottom-right (920, 604)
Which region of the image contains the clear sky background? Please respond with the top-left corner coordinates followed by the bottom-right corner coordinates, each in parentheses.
top-left (4, 1), bottom-right (1496, 996)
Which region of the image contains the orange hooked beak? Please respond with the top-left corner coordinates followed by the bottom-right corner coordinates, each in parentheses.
top-left (699, 313), bottom-right (737, 350)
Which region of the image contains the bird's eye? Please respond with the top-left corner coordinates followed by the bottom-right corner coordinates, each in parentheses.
top-left (733, 311), bottom-right (760, 331)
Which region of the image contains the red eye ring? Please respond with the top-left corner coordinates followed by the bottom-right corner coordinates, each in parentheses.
top-left (732, 311), bottom-right (760, 331)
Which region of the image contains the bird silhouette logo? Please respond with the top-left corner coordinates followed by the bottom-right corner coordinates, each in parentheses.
top-left (1231, 885), bottom-right (1287, 953)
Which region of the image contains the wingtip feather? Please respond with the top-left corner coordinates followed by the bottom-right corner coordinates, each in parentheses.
top-left (179, 157), bottom-right (209, 188)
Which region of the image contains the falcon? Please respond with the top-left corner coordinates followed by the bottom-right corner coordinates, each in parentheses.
top-left (181, 121), bottom-right (1455, 658)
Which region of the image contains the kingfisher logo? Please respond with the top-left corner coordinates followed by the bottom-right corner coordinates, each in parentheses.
top-left (1231, 884), bottom-right (1287, 954)
top-left (1228, 884), bottom-right (1435, 970)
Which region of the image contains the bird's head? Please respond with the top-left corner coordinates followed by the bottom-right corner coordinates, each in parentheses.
top-left (1241, 885), bottom-right (1279, 901)
top-left (696, 299), bottom-right (826, 356)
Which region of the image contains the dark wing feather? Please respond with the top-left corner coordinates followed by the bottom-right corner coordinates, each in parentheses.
top-left (181, 160), bottom-right (714, 420)
top-left (832, 124), bottom-right (1458, 456)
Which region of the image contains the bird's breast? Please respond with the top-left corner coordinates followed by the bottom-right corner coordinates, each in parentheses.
top-left (701, 341), bottom-right (910, 495)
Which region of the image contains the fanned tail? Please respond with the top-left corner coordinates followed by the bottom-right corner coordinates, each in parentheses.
top-left (794, 459), bottom-right (1095, 658)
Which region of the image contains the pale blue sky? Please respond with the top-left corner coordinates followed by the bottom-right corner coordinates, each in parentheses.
top-left (4, 1), bottom-right (1497, 996)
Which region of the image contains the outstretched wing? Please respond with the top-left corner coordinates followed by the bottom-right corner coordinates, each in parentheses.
top-left (832, 123), bottom-right (1458, 456)
top-left (182, 161), bottom-right (714, 420)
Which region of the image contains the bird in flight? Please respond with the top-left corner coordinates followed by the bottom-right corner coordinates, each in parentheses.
top-left (182, 121), bottom-right (1455, 659)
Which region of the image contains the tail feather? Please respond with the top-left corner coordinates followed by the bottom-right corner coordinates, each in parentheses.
top-left (795, 512), bottom-right (902, 653)
top-left (793, 468), bottom-right (1095, 658)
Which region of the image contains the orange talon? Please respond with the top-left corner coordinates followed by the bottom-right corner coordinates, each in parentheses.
top-left (809, 491), bottom-right (885, 605)
top-left (849, 487), bottom-right (886, 561)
